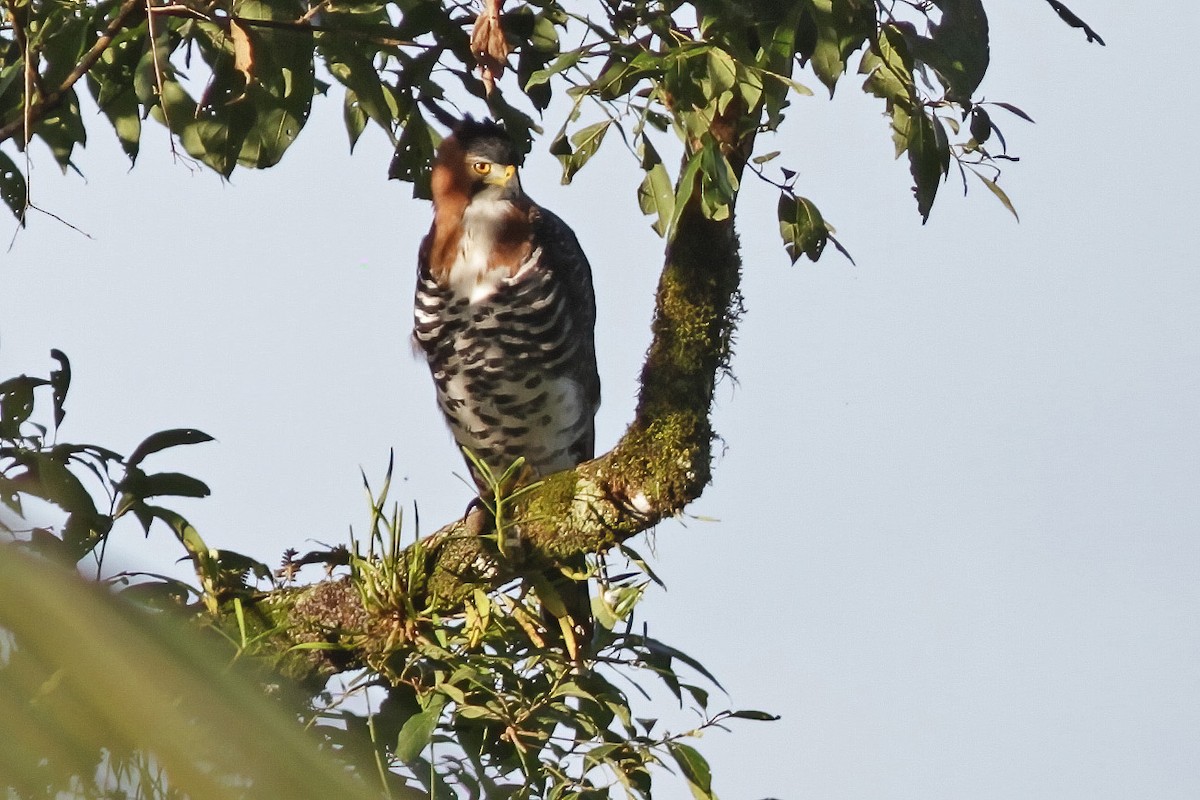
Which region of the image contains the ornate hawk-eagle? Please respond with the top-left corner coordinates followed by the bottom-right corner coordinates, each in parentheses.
top-left (412, 117), bottom-right (599, 645)
top-left (413, 117), bottom-right (599, 484)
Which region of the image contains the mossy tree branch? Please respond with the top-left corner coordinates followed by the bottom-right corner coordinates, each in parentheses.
top-left (267, 107), bottom-right (761, 682)
top-left (0, 0), bottom-right (1105, 685)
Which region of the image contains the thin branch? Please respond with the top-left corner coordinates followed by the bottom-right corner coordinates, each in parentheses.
top-left (28, 203), bottom-right (95, 238)
top-left (297, 0), bottom-right (330, 25)
top-left (143, 0), bottom-right (180, 163)
top-left (149, 3), bottom-right (433, 49)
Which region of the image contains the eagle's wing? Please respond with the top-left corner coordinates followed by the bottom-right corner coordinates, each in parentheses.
top-left (530, 204), bottom-right (600, 461)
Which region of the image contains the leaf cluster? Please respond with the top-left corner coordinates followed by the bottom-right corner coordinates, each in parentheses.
top-left (312, 449), bottom-right (774, 798)
top-left (0, 1), bottom-right (1109, 794)
top-left (0, 544), bottom-right (389, 800)
top-left (315, 544), bottom-right (773, 799)
top-left (0, 1), bottom-right (1103, 254)
top-left (0, 350), bottom-right (231, 588)
top-left (2, 351), bottom-right (775, 799)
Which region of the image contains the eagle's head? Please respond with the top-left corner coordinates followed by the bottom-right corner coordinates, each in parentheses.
top-left (424, 116), bottom-right (536, 283)
top-left (433, 117), bottom-right (523, 204)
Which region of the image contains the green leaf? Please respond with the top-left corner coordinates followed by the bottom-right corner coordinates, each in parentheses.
top-left (971, 169), bottom-right (1019, 221)
top-left (38, 9), bottom-right (89, 88)
top-left (777, 192), bottom-right (828, 263)
top-left (342, 89), bottom-right (369, 150)
top-left (109, 104), bottom-right (142, 162)
top-left (47, 350), bottom-right (70, 429)
top-left (0, 548), bottom-right (387, 800)
top-left (727, 709), bottom-right (781, 721)
top-left (594, 50), bottom-right (664, 101)
top-left (325, 47), bottom-right (395, 138)
top-left (556, 120), bottom-right (611, 184)
top-left (123, 471), bottom-right (211, 500)
top-left (667, 149), bottom-right (704, 240)
top-left (145, 504), bottom-right (211, 561)
top-left (117, 575), bottom-right (196, 607)
top-left (683, 683), bottom-right (709, 711)
top-left (0, 150), bottom-right (27, 223)
top-left (969, 106), bottom-right (992, 143)
top-left (907, 110), bottom-right (949, 222)
top-left (213, 549), bottom-right (272, 582)
top-left (87, 24), bottom-right (146, 162)
top-left (454, 705), bottom-right (499, 721)
top-left (0, 376), bottom-right (47, 437)
top-left (706, 48), bottom-right (737, 96)
top-left (641, 635), bottom-right (723, 689)
top-left (389, 106), bottom-right (437, 198)
top-left (526, 49), bottom-right (584, 88)
top-left (395, 702), bottom-right (444, 763)
top-left (913, 0), bottom-right (990, 100)
top-left (761, 67), bottom-right (814, 97)
top-left (637, 161), bottom-right (675, 237)
top-left (529, 13), bottom-right (559, 53)
top-left (1043, 0), bottom-right (1106, 45)
top-left (127, 429), bottom-right (215, 467)
top-left (34, 90), bottom-right (86, 173)
top-left (698, 137), bottom-right (738, 221)
top-left (616, 543), bottom-right (666, 587)
top-left (667, 742), bottom-right (713, 799)
top-left (4, 450), bottom-right (107, 558)
top-left (809, 0), bottom-right (875, 95)
top-left (159, 8), bottom-right (316, 174)
top-left (992, 101), bottom-right (1035, 123)
top-left (0, 61), bottom-right (22, 101)
top-left (733, 63), bottom-right (764, 110)
top-left (861, 23), bottom-right (915, 105)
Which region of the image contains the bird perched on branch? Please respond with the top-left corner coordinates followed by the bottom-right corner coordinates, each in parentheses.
top-left (412, 117), bottom-right (599, 653)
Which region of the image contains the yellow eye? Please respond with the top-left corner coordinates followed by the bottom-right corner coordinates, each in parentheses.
top-left (472, 162), bottom-right (491, 175)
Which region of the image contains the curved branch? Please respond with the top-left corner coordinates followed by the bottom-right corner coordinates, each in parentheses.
top-left (264, 113), bottom-right (760, 681)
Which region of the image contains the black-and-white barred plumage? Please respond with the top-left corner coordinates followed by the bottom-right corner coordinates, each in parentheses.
top-left (412, 118), bottom-right (599, 490)
top-left (413, 207), bottom-right (599, 483)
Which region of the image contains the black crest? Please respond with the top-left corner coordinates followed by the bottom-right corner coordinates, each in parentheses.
top-left (453, 116), bottom-right (519, 166)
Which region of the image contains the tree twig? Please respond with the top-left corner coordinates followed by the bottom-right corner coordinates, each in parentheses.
top-left (149, 3), bottom-right (432, 49)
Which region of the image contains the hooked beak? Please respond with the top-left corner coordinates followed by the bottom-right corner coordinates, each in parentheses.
top-left (484, 164), bottom-right (517, 187)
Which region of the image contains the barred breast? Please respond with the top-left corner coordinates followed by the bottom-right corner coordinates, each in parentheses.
top-left (413, 208), bottom-right (599, 484)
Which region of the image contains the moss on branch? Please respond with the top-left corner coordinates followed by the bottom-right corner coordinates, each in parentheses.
top-left (235, 121), bottom-right (757, 683)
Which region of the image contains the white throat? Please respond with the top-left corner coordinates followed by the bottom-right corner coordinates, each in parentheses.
top-left (447, 199), bottom-right (512, 304)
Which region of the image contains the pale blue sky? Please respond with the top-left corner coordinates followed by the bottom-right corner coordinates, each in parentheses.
top-left (3, 3), bottom-right (1197, 798)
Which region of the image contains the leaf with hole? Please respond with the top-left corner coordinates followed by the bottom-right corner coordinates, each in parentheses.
top-left (0, 148), bottom-right (25, 224)
top-left (0, 377), bottom-right (47, 438)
